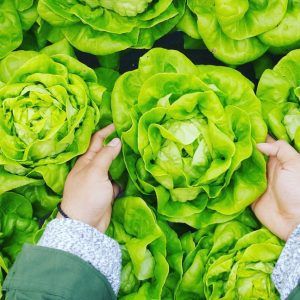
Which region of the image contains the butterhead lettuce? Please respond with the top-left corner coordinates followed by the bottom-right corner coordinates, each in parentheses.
top-left (0, 0), bottom-right (38, 59)
top-left (0, 192), bottom-right (39, 262)
top-left (257, 49), bottom-right (300, 150)
top-left (107, 196), bottom-right (183, 299)
top-left (37, 0), bottom-right (185, 55)
top-left (0, 41), bottom-right (105, 198)
top-left (180, 0), bottom-right (300, 65)
top-left (177, 214), bottom-right (282, 299)
top-left (112, 48), bottom-right (267, 228)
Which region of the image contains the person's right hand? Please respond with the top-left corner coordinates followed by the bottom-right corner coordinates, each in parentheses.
top-left (252, 137), bottom-right (300, 241)
top-left (59, 124), bottom-right (122, 233)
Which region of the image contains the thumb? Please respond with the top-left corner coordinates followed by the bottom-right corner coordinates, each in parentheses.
top-left (257, 140), bottom-right (299, 164)
top-left (92, 138), bottom-right (122, 176)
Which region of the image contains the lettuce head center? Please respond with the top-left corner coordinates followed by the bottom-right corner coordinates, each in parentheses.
top-left (155, 119), bottom-right (212, 182)
top-left (4, 89), bottom-right (67, 146)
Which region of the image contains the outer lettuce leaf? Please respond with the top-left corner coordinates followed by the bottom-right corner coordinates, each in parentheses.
top-left (259, 0), bottom-right (300, 49)
top-left (204, 227), bottom-right (282, 299)
top-left (33, 207), bottom-right (58, 243)
top-left (257, 49), bottom-right (300, 150)
top-left (0, 41), bottom-right (106, 195)
top-left (95, 67), bottom-right (120, 128)
top-left (37, 0), bottom-right (185, 55)
top-left (0, 191), bottom-right (39, 261)
top-left (14, 184), bottom-right (61, 218)
top-left (0, 191), bottom-right (39, 294)
top-left (0, 254), bottom-right (8, 299)
top-left (107, 196), bottom-right (182, 299)
top-left (112, 48), bottom-right (267, 228)
top-left (0, 0), bottom-right (38, 59)
top-left (176, 212), bottom-right (282, 299)
top-left (182, 0), bottom-right (300, 65)
top-left (253, 54), bottom-right (276, 80)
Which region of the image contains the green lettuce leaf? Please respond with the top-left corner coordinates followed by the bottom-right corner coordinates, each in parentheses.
top-left (0, 41), bottom-right (106, 196)
top-left (181, 0), bottom-right (300, 65)
top-left (176, 212), bottom-right (282, 299)
top-left (112, 48), bottom-right (267, 228)
top-left (257, 49), bottom-right (300, 150)
top-left (0, 254), bottom-right (8, 299)
top-left (37, 0), bottom-right (185, 55)
top-left (107, 196), bottom-right (182, 299)
top-left (0, 191), bottom-right (39, 262)
top-left (0, 0), bottom-right (38, 59)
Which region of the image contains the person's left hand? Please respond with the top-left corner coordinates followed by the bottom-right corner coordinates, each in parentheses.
top-left (58, 124), bottom-right (122, 233)
top-left (252, 136), bottom-right (300, 241)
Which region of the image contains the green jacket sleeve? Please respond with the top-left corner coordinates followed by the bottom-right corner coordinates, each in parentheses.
top-left (288, 285), bottom-right (300, 300)
top-left (3, 244), bottom-right (117, 300)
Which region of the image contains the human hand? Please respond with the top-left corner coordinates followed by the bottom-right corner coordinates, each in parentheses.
top-left (252, 136), bottom-right (300, 241)
top-left (58, 124), bottom-right (122, 233)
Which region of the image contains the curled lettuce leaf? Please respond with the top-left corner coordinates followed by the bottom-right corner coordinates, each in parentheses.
top-left (177, 213), bottom-right (282, 299)
top-left (107, 196), bottom-right (183, 299)
top-left (204, 227), bottom-right (282, 299)
top-left (259, 0), bottom-right (300, 49)
top-left (0, 191), bottom-right (39, 262)
top-left (0, 0), bottom-right (38, 59)
top-left (37, 0), bottom-right (185, 55)
top-left (0, 191), bottom-right (39, 292)
top-left (181, 0), bottom-right (300, 65)
top-left (257, 49), bottom-right (300, 150)
top-left (112, 48), bottom-right (267, 228)
top-left (0, 41), bottom-right (105, 196)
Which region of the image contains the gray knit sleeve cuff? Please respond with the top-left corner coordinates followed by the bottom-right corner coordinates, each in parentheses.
top-left (272, 224), bottom-right (300, 300)
top-left (37, 218), bottom-right (121, 295)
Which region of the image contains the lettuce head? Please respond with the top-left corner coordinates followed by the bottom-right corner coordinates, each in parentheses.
top-left (112, 48), bottom-right (267, 228)
top-left (257, 49), bottom-right (300, 150)
top-left (37, 0), bottom-right (185, 55)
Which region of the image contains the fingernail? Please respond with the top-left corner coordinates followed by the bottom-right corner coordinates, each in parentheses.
top-left (108, 138), bottom-right (121, 147)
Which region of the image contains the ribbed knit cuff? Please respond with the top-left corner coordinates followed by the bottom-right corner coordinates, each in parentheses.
top-left (38, 218), bottom-right (121, 295)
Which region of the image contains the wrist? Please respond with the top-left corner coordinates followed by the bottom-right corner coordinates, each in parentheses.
top-left (281, 214), bottom-right (300, 241)
top-left (284, 222), bottom-right (300, 241)
top-left (56, 203), bottom-right (108, 233)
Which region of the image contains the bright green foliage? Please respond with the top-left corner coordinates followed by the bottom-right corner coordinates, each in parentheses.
top-left (37, 0), bottom-right (185, 55)
top-left (177, 213), bottom-right (282, 299)
top-left (0, 192), bottom-right (39, 262)
top-left (94, 67), bottom-right (120, 128)
top-left (0, 191), bottom-right (39, 298)
top-left (0, 0), bottom-right (38, 59)
top-left (179, 0), bottom-right (300, 65)
top-left (257, 49), bottom-right (300, 151)
top-left (112, 48), bottom-right (267, 228)
top-left (107, 196), bottom-right (183, 300)
top-left (0, 41), bottom-right (105, 198)
top-left (0, 254), bottom-right (8, 299)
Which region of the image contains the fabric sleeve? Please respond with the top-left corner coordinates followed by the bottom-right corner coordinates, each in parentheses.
top-left (272, 224), bottom-right (300, 300)
top-left (3, 244), bottom-right (117, 300)
top-left (37, 218), bottom-right (121, 295)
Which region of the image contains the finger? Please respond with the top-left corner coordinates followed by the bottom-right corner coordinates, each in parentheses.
top-left (256, 140), bottom-right (299, 164)
top-left (266, 155), bottom-right (277, 181)
top-left (75, 124), bottom-right (116, 170)
top-left (112, 183), bottom-right (120, 199)
top-left (92, 138), bottom-right (122, 176)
